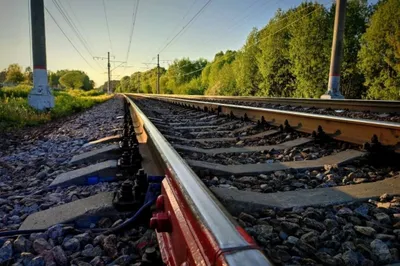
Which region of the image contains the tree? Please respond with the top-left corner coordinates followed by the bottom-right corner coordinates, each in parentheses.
top-left (59, 71), bottom-right (92, 90)
top-left (289, 3), bottom-right (331, 98)
top-left (102, 80), bottom-right (120, 93)
top-left (257, 9), bottom-right (296, 97)
top-left (5, 64), bottom-right (24, 84)
top-left (0, 69), bottom-right (6, 83)
top-left (234, 28), bottom-right (262, 96)
top-left (119, 76), bottom-right (131, 92)
top-left (205, 51), bottom-right (237, 95)
top-left (358, 0), bottom-right (400, 100)
top-left (24, 67), bottom-right (33, 84)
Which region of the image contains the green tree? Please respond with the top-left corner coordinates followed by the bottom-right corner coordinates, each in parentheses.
top-left (358, 0), bottom-right (400, 100)
top-left (59, 71), bottom-right (92, 90)
top-left (5, 64), bottom-right (24, 84)
top-left (0, 69), bottom-right (6, 83)
top-left (257, 9), bottom-right (296, 97)
top-left (205, 50), bottom-right (237, 95)
top-left (234, 28), bottom-right (262, 96)
top-left (24, 67), bottom-right (33, 84)
top-left (119, 76), bottom-right (131, 92)
top-left (289, 3), bottom-right (331, 98)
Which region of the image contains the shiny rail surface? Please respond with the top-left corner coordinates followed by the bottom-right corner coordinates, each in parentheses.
top-left (124, 94), bottom-right (273, 266)
top-left (133, 94), bottom-right (400, 151)
top-left (146, 94), bottom-right (400, 113)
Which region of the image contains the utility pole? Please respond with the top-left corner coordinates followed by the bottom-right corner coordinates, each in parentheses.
top-left (107, 52), bottom-right (111, 94)
top-left (28, 0), bottom-right (55, 111)
top-left (137, 73), bottom-right (141, 93)
top-left (321, 0), bottom-right (346, 99)
top-left (94, 54), bottom-right (126, 94)
top-left (157, 54), bottom-right (160, 94)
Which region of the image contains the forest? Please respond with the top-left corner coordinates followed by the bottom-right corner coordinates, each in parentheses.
top-left (115, 0), bottom-right (400, 100)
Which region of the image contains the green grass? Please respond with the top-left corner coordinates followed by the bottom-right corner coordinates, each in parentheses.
top-left (0, 86), bottom-right (112, 131)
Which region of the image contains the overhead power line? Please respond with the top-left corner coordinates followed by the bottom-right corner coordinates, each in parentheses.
top-left (158, 0), bottom-right (213, 54)
top-left (156, 0), bottom-right (198, 53)
top-left (124, 0), bottom-right (140, 72)
top-left (249, 3), bottom-right (326, 49)
top-left (44, 6), bottom-right (96, 70)
top-left (51, 0), bottom-right (102, 70)
top-left (168, 2), bottom-right (329, 78)
top-left (102, 0), bottom-right (113, 52)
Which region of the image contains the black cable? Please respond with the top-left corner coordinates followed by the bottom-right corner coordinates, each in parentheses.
top-left (158, 0), bottom-right (213, 54)
top-left (102, 0), bottom-right (113, 52)
top-left (53, 0), bottom-right (103, 70)
top-left (125, 0), bottom-right (140, 63)
top-left (44, 6), bottom-right (96, 70)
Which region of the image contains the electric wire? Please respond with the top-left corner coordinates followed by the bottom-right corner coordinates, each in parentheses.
top-left (156, 0), bottom-right (198, 53)
top-left (158, 0), bottom-right (213, 54)
top-left (124, 0), bottom-right (140, 72)
top-left (249, 2), bottom-right (327, 49)
top-left (52, 0), bottom-right (103, 70)
top-left (55, 0), bottom-right (94, 56)
top-left (64, 0), bottom-right (92, 53)
top-left (102, 0), bottom-right (113, 53)
top-left (44, 6), bottom-right (96, 70)
top-left (169, 1), bottom-right (329, 78)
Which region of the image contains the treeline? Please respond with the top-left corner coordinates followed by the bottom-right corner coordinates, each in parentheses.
top-left (0, 64), bottom-right (95, 91)
top-left (117, 0), bottom-right (400, 100)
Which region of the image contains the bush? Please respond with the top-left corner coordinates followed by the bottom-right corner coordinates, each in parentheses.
top-left (0, 85), bottom-right (32, 98)
top-left (0, 88), bottom-right (111, 131)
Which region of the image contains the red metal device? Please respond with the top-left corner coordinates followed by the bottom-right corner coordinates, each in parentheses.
top-left (150, 171), bottom-right (264, 266)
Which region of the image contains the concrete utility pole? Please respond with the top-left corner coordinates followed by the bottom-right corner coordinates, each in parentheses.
top-left (94, 53), bottom-right (127, 94)
top-left (321, 0), bottom-right (346, 99)
top-left (137, 73), bottom-right (140, 93)
top-left (107, 52), bottom-right (111, 94)
top-left (28, 0), bottom-right (55, 110)
top-left (157, 54), bottom-right (160, 94)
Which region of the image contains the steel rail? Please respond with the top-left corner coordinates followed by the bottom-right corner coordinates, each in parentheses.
top-left (146, 94), bottom-right (400, 113)
top-left (135, 94), bottom-right (400, 150)
top-left (124, 94), bottom-right (273, 266)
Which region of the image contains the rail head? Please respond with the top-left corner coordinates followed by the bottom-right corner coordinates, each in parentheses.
top-left (139, 95), bottom-right (400, 148)
top-left (138, 93), bottom-right (400, 113)
top-left (123, 94), bottom-right (273, 266)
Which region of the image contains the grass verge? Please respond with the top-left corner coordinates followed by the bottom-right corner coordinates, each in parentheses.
top-left (0, 85), bottom-right (112, 131)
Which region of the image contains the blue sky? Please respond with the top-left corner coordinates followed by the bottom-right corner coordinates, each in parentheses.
top-left (0, 0), bottom-right (375, 86)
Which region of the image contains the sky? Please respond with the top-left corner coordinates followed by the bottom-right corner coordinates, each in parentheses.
top-left (0, 0), bottom-right (376, 87)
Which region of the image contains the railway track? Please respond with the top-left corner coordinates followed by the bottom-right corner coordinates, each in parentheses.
top-left (126, 94), bottom-right (400, 265)
top-left (150, 94), bottom-right (400, 116)
top-left (1, 95), bottom-right (399, 265)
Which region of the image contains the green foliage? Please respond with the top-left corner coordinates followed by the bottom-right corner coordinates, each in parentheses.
top-left (205, 50), bottom-right (237, 95)
top-left (115, 0), bottom-right (394, 100)
top-left (0, 85), bottom-right (32, 98)
top-left (358, 0), bottom-right (400, 100)
top-left (0, 86), bottom-right (110, 131)
top-left (337, 0), bottom-right (370, 98)
top-left (59, 71), bottom-right (93, 90)
top-left (257, 10), bottom-right (295, 97)
top-left (234, 28), bottom-right (262, 96)
top-left (289, 3), bottom-right (331, 98)
top-left (5, 64), bottom-right (24, 84)
top-left (0, 69), bottom-right (6, 83)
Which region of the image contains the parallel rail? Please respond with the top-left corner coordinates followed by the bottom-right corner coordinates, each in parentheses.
top-left (124, 94), bottom-right (273, 266)
top-left (146, 94), bottom-right (400, 113)
top-left (133, 94), bottom-right (400, 151)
